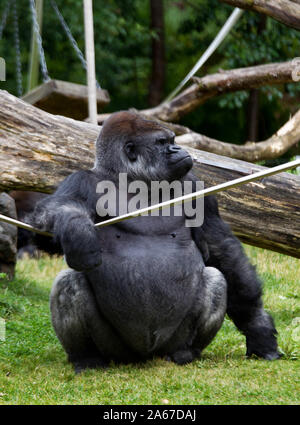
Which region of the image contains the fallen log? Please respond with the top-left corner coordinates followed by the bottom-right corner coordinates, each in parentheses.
top-left (0, 90), bottom-right (299, 257)
top-left (0, 90), bottom-right (99, 193)
top-left (176, 109), bottom-right (300, 162)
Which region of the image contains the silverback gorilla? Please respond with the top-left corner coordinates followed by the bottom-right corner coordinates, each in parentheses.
top-left (30, 112), bottom-right (280, 372)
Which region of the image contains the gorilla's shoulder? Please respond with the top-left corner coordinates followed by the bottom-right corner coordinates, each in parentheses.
top-left (62, 169), bottom-right (95, 183)
top-left (55, 169), bottom-right (98, 197)
top-left (59, 169), bottom-right (98, 186)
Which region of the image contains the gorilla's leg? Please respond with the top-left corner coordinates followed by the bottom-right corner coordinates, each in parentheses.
top-left (192, 267), bottom-right (227, 354)
top-left (163, 267), bottom-right (227, 365)
top-left (50, 269), bottom-right (135, 373)
top-left (210, 239), bottom-right (280, 359)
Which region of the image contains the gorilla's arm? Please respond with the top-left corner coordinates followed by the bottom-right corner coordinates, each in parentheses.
top-left (191, 227), bottom-right (209, 262)
top-left (189, 174), bottom-right (280, 359)
top-left (29, 170), bottom-right (102, 271)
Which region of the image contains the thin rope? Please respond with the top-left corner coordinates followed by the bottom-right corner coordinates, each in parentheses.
top-left (29, 0), bottom-right (50, 82)
top-left (12, 0), bottom-right (23, 96)
top-left (50, 0), bottom-right (100, 89)
top-left (162, 8), bottom-right (244, 104)
top-left (0, 0), bottom-right (12, 40)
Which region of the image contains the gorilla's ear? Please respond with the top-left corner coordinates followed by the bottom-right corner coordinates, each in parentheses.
top-left (124, 142), bottom-right (137, 161)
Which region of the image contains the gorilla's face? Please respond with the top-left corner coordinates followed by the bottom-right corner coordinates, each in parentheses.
top-left (97, 111), bottom-right (193, 183)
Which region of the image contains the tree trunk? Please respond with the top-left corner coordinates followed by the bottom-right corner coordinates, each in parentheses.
top-left (247, 89), bottom-right (260, 141)
top-left (148, 0), bottom-right (166, 106)
top-left (219, 0), bottom-right (300, 30)
top-left (246, 15), bottom-right (266, 142)
top-left (0, 90), bottom-right (299, 258)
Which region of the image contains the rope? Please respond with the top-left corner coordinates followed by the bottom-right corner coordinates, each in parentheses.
top-left (29, 0), bottom-right (50, 82)
top-left (1, 158), bottom-right (299, 237)
top-left (0, 0), bottom-right (11, 40)
top-left (12, 0), bottom-right (23, 96)
top-left (163, 8), bottom-right (244, 104)
top-left (50, 0), bottom-right (100, 89)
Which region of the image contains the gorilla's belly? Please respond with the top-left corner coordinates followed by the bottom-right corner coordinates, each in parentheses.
top-left (87, 233), bottom-right (203, 355)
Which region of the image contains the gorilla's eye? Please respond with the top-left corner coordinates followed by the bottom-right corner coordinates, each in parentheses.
top-left (124, 142), bottom-right (137, 161)
top-left (157, 138), bottom-right (167, 145)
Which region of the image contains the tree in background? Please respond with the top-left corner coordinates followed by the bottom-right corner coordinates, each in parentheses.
top-left (148, 0), bottom-right (165, 106)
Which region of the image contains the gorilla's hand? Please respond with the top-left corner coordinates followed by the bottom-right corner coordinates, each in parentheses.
top-left (58, 217), bottom-right (102, 272)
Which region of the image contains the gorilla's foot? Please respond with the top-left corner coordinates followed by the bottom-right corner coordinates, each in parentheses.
top-left (247, 351), bottom-right (282, 361)
top-left (246, 343), bottom-right (282, 360)
top-left (72, 356), bottom-right (108, 374)
top-left (245, 319), bottom-right (282, 360)
top-left (166, 349), bottom-right (195, 365)
top-left (249, 309), bottom-right (282, 360)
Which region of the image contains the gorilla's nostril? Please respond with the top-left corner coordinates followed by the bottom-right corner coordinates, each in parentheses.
top-left (167, 145), bottom-right (181, 153)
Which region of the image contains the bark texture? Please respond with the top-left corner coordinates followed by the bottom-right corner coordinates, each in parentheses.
top-left (220, 0), bottom-right (300, 30)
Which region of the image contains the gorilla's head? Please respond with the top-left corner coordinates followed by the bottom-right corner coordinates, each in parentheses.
top-left (95, 111), bottom-right (193, 182)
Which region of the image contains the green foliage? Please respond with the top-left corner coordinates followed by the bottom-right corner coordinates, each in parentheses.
top-left (165, 2), bottom-right (300, 140)
top-left (219, 10), bottom-right (300, 128)
top-left (0, 0), bottom-right (152, 109)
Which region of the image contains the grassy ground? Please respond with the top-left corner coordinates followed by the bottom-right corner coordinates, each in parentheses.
top-left (0, 246), bottom-right (299, 405)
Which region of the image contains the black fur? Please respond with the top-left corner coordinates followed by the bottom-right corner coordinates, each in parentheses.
top-left (29, 111), bottom-right (280, 371)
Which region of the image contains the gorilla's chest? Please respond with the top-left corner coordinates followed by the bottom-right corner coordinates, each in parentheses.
top-left (95, 215), bottom-right (202, 282)
top-left (95, 214), bottom-right (201, 266)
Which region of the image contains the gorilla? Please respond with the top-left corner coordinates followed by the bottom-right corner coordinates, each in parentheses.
top-left (29, 111), bottom-right (280, 372)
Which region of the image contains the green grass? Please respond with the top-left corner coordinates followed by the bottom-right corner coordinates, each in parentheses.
top-left (0, 246), bottom-right (299, 405)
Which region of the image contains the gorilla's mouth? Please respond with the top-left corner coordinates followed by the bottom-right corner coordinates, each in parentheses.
top-left (170, 155), bottom-right (193, 178)
top-left (174, 155), bottom-right (193, 165)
